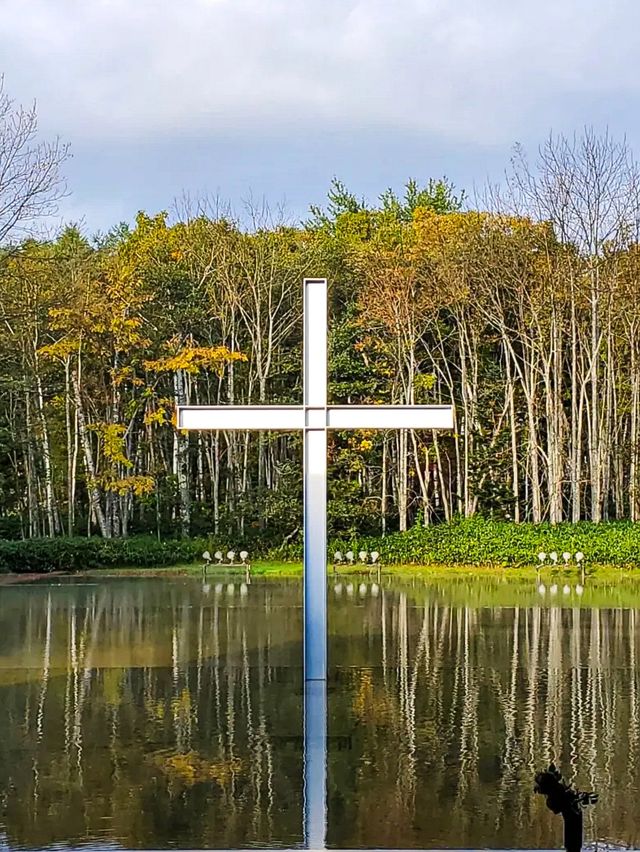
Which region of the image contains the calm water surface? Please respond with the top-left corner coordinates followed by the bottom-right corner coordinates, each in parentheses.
top-left (0, 574), bottom-right (639, 849)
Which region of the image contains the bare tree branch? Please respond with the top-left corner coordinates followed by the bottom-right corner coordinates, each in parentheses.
top-left (0, 76), bottom-right (70, 245)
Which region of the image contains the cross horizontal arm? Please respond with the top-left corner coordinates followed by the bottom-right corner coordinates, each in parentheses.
top-left (177, 404), bottom-right (454, 431)
top-left (326, 405), bottom-right (454, 430)
top-left (177, 405), bottom-right (305, 431)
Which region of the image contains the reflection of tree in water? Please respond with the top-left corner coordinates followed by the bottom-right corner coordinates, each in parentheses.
top-left (0, 580), bottom-right (303, 849)
top-left (329, 585), bottom-right (640, 848)
top-left (3, 578), bottom-right (640, 849)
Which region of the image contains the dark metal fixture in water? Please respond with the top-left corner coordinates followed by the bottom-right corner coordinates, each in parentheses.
top-left (534, 763), bottom-right (598, 852)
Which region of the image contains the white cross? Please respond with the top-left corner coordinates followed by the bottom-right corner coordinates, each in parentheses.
top-left (177, 278), bottom-right (453, 849)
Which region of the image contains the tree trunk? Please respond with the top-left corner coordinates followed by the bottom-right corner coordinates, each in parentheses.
top-left (630, 341), bottom-right (640, 521)
top-left (173, 369), bottom-right (191, 537)
top-left (432, 432), bottom-right (451, 522)
top-left (504, 344), bottom-right (520, 523)
top-left (34, 359), bottom-right (58, 536)
top-left (570, 292), bottom-right (581, 522)
top-left (410, 430), bottom-right (430, 526)
top-left (65, 358), bottom-right (77, 535)
top-left (396, 429), bottom-right (409, 531)
top-left (24, 389), bottom-right (39, 537)
top-left (524, 347), bottom-right (543, 523)
top-left (381, 433), bottom-right (387, 536)
top-left (72, 366), bottom-right (109, 538)
top-left (588, 264), bottom-right (602, 522)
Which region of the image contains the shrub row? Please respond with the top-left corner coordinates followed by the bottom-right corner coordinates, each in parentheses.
top-left (331, 517), bottom-right (640, 568)
top-left (0, 536), bottom-right (223, 574)
top-left (2, 518), bottom-right (640, 573)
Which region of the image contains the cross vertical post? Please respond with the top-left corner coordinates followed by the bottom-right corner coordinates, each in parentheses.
top-left (303, 278), bottom-right (328, 849)
top-left (303, 278), bottom-right (328, 682)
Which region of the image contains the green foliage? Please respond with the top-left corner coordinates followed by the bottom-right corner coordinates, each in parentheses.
top-left (330, 517), bottom-right (640, 568)
top-left (379, 177), bottom-right (464, 221)
top-left (308, 178), bottom-right (366, 229)
top-left (0, 536), bottom-right (239, 574)
top-left (6, 519), bottom-right (640, 573)
top-left (309, 176), bottom-right (463, 230)
top-left (4, 161), bottom-right (640, 542)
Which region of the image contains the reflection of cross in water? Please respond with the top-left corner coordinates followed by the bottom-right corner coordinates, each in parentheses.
top-left (178, 278), bottom-right (454, 849)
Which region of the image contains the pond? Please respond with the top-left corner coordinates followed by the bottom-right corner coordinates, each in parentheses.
top-left (0, 574), bottom-right (638, 849)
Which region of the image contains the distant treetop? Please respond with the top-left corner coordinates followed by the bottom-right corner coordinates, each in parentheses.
top-left (308, 176), bottom-right (464, 229)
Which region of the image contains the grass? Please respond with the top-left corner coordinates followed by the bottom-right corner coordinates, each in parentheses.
top-left (86, 560), bottom-right (303, 578)
top-left (85, 559), bottom-right (640, 583)
top-left (9, 559), bottom-right (640, 610)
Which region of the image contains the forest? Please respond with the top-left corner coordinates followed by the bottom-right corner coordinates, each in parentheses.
top-left (3, 77), bottom-right (640, 544)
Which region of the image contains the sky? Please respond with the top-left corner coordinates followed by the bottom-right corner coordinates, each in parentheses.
top-left (2, 0), bottom-right (640, 235)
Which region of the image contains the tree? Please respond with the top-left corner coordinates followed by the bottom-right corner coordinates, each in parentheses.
top-left (0, 78), bottom-right (69, 245)
top-left (502, 130), bottom-right (640, 522)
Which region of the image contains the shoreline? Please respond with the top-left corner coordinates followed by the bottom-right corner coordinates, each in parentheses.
top-left (2, 561), bottom-right (640, 583)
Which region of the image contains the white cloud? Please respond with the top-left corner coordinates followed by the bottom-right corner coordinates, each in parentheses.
top-left (1, 0), bottom-right (639, 149)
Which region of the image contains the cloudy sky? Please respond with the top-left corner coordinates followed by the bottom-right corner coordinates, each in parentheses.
top-left (2, 0), bottom-right (639, 234)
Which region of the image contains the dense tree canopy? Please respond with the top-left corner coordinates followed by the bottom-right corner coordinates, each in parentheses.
top-left (2, 132), bottom-right (640, 543)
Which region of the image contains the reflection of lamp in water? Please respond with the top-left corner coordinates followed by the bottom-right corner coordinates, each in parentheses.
top-left (370, 550), bottom-right (382, 582)
top-left (534, 763), bottom-right (597, 852)
top-left (550, 584), bottom-right (558, 595)
top-left (334, 583), bottom-right (343, 596)
top-left (371, 583), bottom-right (379, 596)
top-left (359, 583), bottom-right (367, 597)
top-left (538, 583), bottom-right (546, 595)
top-left (563, 584), bottom-right (571, 595)
top-left (346, 583), bottom-right (354, 597)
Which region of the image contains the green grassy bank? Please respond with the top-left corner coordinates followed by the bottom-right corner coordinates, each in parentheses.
top-left (1, 518), bottom-right (640, 574)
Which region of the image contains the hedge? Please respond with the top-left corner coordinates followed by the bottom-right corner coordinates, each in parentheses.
top-left (2, 518), bottom-right (640, 573)
top-left (0, 536), bottom-right (218, 574)
top-left (330, 517), bottom-right (640, 568)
